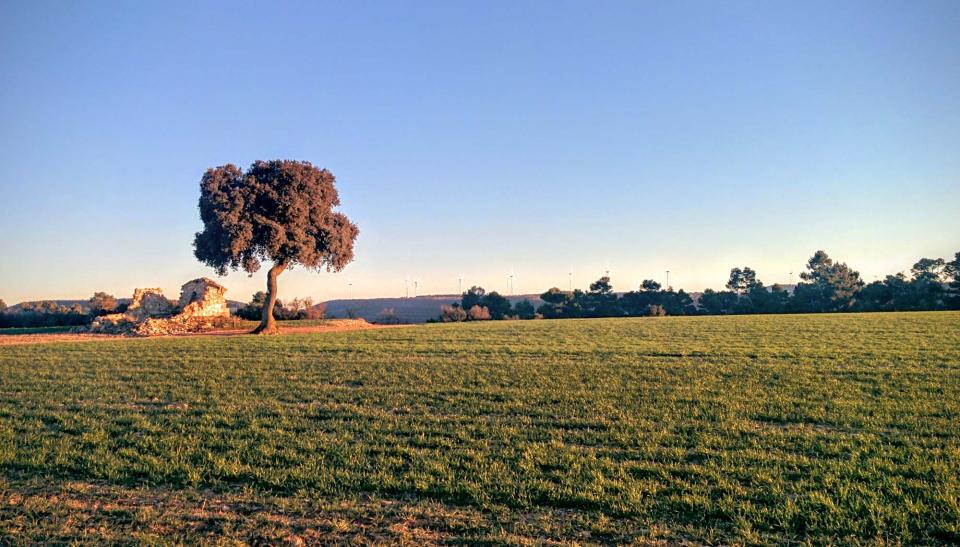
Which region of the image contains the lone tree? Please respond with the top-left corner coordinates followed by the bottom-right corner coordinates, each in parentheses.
top-left (193, 160), bottom-right (358, 334)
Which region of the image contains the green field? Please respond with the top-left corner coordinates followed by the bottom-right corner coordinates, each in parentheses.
top-left (1, 313), bottom-right (959, 544)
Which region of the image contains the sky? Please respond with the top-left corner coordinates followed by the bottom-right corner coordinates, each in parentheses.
top-left (1, 0), bottom-right (958, 304)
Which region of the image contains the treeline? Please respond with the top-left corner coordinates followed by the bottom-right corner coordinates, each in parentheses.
top-left (0, 292), bottom-right (134, 328)
top-left (235, 292), bottom-right (325, 321)
top-left (435, 249), bottom-right (960, 321)
top-left (0, 289), bottom-right (331, 329)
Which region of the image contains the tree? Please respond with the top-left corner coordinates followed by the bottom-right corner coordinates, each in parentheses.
top-left (583, 276), bottom-right (620, 317)
top-left (482, 291), bottom-right (512, 320)
top-left (620, 290), bottom-right (655, 316)
top-left (238, 291), bottom-right (269, 320)
top-left (461, 286), bottom-right (486, 311)
top-left (698, 289), bottom-right (739, 315)
top-left (513, 299), bottom-right (536, 320)
top-left (947, 252), bottom-right (960, 288)
top-left (193, 160), bottom-right (358, 334)
top-left (641, 279), bottom-right (661, 292)
top-left (910, 257), bottom-right (947, 310)
top-left (946, 252), bottom-right (960, 309)
top-left (538, 288), bottom-right (574, 319)
top-left (726, 267), bottom-right (761, 295)
top-left (88, 292), bottom-right (118, 316)
top-left (795, 250), bottom-right (864, 312)
top-left (911, 258), bottom-right (945, 283)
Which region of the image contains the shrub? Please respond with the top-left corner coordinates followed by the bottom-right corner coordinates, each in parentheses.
top-left (439, 305), bottom-right (467, 322)
top-left (467, 305), bottom-right (491, 321)
top-left (646, 304), bottom-right (667, 317)
top-left (374, 308), bottom-right (403, 325)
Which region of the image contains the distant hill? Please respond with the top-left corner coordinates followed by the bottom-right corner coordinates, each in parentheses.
top-left (322, 294), bottom-right (544, 323)
top-left (6, 298), bottom-right (245, 313)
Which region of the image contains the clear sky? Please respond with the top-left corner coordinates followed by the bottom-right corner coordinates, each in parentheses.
top-left (1, 1), bottom-right (958, 304)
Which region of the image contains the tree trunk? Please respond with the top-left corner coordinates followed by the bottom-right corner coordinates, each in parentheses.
top-left (253, 262), bottom-right (287, 334)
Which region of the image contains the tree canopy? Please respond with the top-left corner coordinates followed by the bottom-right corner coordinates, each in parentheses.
top-left (194, 160), bottom-right (358, 333)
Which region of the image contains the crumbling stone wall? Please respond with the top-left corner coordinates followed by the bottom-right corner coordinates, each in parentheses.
top-left (90, 279), bottom-right (234, 336)
top-left (127, 288), bottom-right (174, 319)
top-left (178, 278), bottom-right (229, 318)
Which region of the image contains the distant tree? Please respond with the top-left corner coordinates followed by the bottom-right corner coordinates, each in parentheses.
top-left (584, 276), bottom-right (620, 317)
top-left (726, 267), bottom-right (762, 295)
top-left (698, 289), bottom-right (739, 315)
top-left (641, 279), bottom-right (661, 291)
top-left (193, 160), bottom-right (359, 334)
top-left (374, 308), bottom-right (403, 325)
top-left (857, 279), bottom-right (894, 312)
top-left (482, 291), bottom-right (512, 320)
top-left (237, 291), bottom-right (286, 321)
top-left (911, 258), bottom-right (946, 283)
top-left (88, 292), bottom-right (118, 316)
top-left (467, 305), bottom-right (491, 321)
top-left (664, 289), bottom-right (697, 316)
top-left (946, 252), bottom-right (960, 309)
top-left (537, 287), bottom-right (575, 319)
top-left (794, 250), bottom-right (864, 312)
top-left (947, 252), bottom-right (960, 288)
top-left (751, 284), bottom-right (790, 314)
top-left (439, 304), bottom-right (467, 322)
top-left (909, 257), bottom-right (947, 310)
top-left (620, 290), bottom-right (654, 316)
top-left (461, 286), bottom-right (486, 311)
top-left (512, 299), bottom-right (536, 320)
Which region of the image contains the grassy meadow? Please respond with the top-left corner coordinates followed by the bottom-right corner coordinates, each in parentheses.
top-left (1, 312), bottom-right (959, 544)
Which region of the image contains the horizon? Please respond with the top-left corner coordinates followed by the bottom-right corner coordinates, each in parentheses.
top-left (2, 1), bottom-right (958, 304)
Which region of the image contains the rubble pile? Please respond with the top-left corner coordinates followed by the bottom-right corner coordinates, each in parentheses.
top-left (90, 278), bottom-right (235, 336)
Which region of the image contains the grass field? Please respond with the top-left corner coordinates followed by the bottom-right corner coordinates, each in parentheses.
top-left (1, 312), bottom-right (959, 544)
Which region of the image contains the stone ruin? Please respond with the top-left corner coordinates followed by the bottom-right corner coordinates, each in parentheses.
top-left (90, 278), bottom-right (234, 336)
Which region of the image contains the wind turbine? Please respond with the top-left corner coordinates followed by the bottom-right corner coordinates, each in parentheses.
top-left (404, 275), bottom-right (410, 299)
top-left (568, 269), bottom-right (573, 292)
top-left (348, 278), bottom-right (353, 299)
top-left (413, 279), bottom-right (419, 298)
top-left (508, 268), bottom-right (514, 296)
top-left (458, 274), bottom-right (464, 295)
top-left (665, 270), bottom-right (670, 290)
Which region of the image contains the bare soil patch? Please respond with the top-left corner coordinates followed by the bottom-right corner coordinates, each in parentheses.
top-left (0, 319), bottom-right (409, 347)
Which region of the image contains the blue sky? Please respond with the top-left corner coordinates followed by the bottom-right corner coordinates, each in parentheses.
top-left (1, 0), bottom-right (958, 304)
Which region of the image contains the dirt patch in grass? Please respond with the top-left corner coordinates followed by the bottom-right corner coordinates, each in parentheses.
top-left (0, 319), bottom-right (410, 346)
top-left (0, 477), bottom-right (648, 545)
